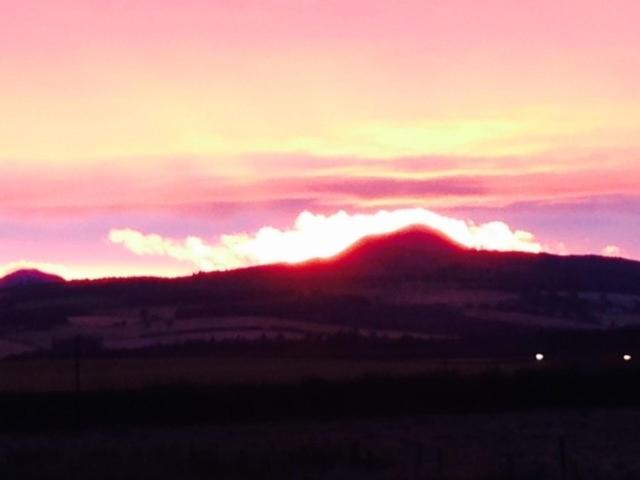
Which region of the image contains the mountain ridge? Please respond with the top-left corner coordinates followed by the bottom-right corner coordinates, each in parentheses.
top-left (5, 226), bottom-right (640, 294)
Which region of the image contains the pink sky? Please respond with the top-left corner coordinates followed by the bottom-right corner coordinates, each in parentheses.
top-left (1, 0), bottom-right (639, 278)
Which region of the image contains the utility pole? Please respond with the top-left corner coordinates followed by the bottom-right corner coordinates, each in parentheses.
top-left (74, 335), bottom-right (81, 394)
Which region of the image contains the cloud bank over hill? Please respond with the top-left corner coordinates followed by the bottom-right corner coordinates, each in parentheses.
top-left (110, 208), bottom-right (543, 272)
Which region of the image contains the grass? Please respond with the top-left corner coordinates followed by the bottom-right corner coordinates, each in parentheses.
top-left (2, 408), bottom-right (640, 478)
top-left (0, 356), bottom-right (528, 393)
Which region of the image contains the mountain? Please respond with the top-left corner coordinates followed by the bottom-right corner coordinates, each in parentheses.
top-left (0, 269), bottom-right (65, 290)
top-left (31, 225), bottom-right (637, 296)
top-left (329, 226), bottom-right (467, 273)
top-left (2, 227), bottom-right (640, 340)
top-left (3, 227), bottom-right (637, 298)
top-left (280, 226), bottom-right (640, 292)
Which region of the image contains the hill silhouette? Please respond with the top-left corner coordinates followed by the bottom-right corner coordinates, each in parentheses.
top-left (0, 269), bottom-right (65, 290)
top-left (12, 225), bottom-right (640, 296)
top-left (326, 226), bottom-right (467, 275)
top-left (270, 226), bottom-right (640, 293)
top-left (2, 226), bottom-right (640, 341)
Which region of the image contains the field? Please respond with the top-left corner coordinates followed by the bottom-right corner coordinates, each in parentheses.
top-left (0, 312), bottom-right (449, 359)
top-left (3, 284), bottom-right (640, 363)
top-left (0, 355), bottom-right (533, 393)
top-left (2, 277), bottom-right (640, 478)
top-left (3, 409), bottom-right (640, 479)
top-left (2, 364), bottom-right (640, 478)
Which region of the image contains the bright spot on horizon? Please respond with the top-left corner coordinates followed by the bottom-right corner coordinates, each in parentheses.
top-left (602, 245), bottom-right (623, 258)
top-left (535, 353), bottom-right (545, 362)
top-left (624, 354), bottom-right (632, 362)
top-left (109, 208), bottom-right (543, 273)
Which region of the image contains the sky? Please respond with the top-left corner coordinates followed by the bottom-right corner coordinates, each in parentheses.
top-left (1, 0), bottom-right (639, 279)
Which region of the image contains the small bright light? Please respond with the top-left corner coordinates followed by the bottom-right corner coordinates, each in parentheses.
top-left (535, 353), bottom-right (544, 362)
top-left (624, 354), bottom-right (632, 362)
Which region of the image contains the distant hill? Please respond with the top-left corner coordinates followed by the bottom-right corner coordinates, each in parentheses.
top-left (2, 226), bottom-right (636, 300)
top-left (40, 225), bottom-right (640, 296)
top-left (0, 269), bottom-right (65, 290)
top-left (2, 227), bottom-right (640, 344)
top-left (275, 226), bottom-right (640, 293)
top-left (328, 226), bottom-right (467, 273)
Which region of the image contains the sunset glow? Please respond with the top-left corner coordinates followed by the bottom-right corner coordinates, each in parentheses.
top-left (110, 208), bottom-right (542, 272)
top-left (2, 1), bottom-right (640, 279)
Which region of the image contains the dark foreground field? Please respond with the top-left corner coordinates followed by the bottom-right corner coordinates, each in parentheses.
top-left (2, 367), bottom-right (640, 478)
top-left (0, 355), bottom-right (543, 393)
top-left (3, 406), bottom-right (640, 479)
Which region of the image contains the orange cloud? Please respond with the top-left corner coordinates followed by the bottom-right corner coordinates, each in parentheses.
top-left (110, 208), bottom-right (542, 272)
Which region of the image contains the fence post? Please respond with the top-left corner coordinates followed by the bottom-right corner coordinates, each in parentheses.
top-left (435, 447), bottom-right (444, 477)
top-left (506, 453), bottom-right (515, 479)
top-left (558, 436), bottom-right (567, 480)
top-left (73, 335), bottom-right (81, 394)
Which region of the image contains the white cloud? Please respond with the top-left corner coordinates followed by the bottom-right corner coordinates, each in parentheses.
top-left (110, 208), bottom-right (543, 272)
